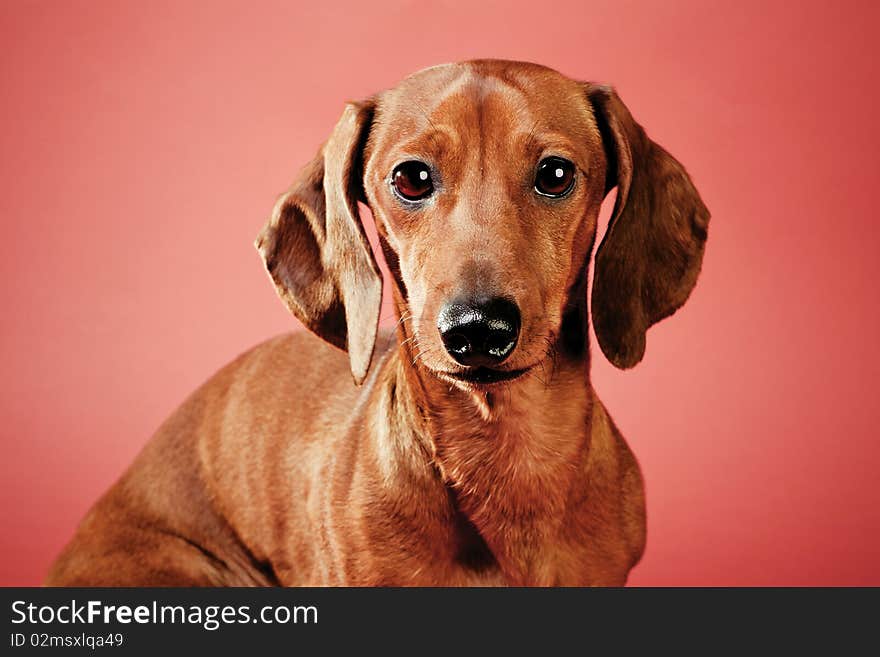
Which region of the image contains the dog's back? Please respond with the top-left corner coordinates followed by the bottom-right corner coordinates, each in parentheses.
top-left (46, 331), bottom-right (379, 585)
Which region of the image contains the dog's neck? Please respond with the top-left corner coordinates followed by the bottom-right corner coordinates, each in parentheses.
top-left (387, 300), bottom-right (594, 583)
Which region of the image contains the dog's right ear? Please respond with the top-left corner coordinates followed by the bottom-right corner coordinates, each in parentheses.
top-left (255, 100), bottom-right (382, 385)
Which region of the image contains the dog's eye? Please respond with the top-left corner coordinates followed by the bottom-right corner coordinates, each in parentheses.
top-left (534, 157), bottom-right (575, 197)
top-left (392, 161), bottom-right (434, 201)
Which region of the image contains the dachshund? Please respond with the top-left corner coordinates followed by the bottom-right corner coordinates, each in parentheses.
top-left (47, 59), bottom-right (710, 586)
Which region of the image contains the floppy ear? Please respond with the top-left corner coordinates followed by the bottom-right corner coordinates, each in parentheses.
top-left (587, 85), bottom-right (710, 369)
top-left (255, 100), bottom-right (382, 385)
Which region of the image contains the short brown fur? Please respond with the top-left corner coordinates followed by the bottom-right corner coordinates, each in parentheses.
top-left (47, 60), bottom-right (709, 586)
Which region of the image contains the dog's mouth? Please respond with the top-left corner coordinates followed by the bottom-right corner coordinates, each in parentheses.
top-left (438, 365), bottom-right (531, 385)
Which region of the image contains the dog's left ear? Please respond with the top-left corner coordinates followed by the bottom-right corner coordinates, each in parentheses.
top-left (586, 84), bottom-right (710, 369)
top-left (255, 100), bottom-right (382, 385)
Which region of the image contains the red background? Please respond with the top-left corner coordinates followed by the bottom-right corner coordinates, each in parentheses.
top-left (2, 0), bottom-right (879, 586)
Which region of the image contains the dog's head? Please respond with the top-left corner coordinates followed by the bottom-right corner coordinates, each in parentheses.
top-left (256, 60), bottom-right (709, 386)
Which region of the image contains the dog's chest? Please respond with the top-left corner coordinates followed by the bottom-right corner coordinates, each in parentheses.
top-left (422, 393), bottom-right (592, 585)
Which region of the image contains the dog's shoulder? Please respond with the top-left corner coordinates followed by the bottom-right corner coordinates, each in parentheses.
top-left (244, 329), bottom-right (397, 376)
top-left (195, 328), bottom-right (399, 430)
top-left (588, 393), bottom-right (647, 570)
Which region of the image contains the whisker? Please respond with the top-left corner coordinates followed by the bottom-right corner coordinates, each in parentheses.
top-left (411, 100), bottom-right (439, 134)
top-left (522, 117), bottom-right (541, 152)
top-left (410, 345), bottom-right (436, 367)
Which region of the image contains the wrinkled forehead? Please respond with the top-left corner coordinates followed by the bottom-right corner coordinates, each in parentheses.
top-left (366, 62), bottom-right (599, 166)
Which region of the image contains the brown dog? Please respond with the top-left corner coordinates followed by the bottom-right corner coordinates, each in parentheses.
top-left (46, 60), bottom-right (709, 586)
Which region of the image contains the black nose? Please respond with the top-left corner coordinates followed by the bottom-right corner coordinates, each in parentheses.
top-left (437, 297), bottom-right (521, 367)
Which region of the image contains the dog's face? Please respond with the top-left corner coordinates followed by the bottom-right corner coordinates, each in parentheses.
top-left (257, 60), bottom-right (709, 386)
top-left (362, 63), bottom-right (608, 386)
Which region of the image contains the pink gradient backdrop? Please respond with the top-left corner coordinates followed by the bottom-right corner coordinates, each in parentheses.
top-left (2, 0), bottom-right (879, 586)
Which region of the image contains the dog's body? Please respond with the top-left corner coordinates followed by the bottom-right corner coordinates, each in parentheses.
top-left (47, 60), bottom-right (708, 586)
top-left (48, 330), bottom-right (643, 585)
